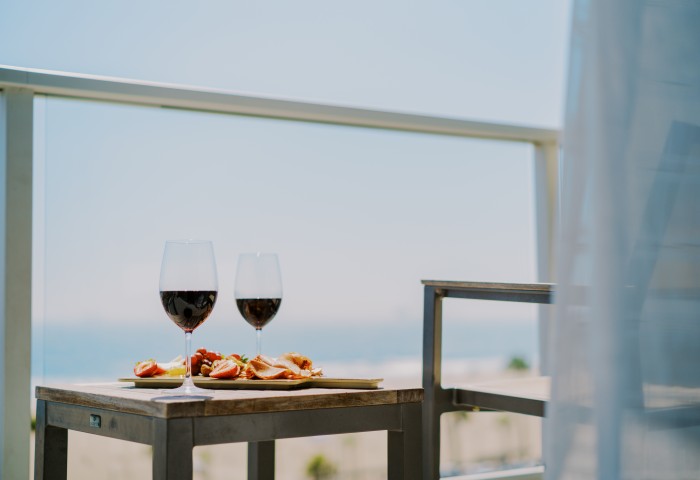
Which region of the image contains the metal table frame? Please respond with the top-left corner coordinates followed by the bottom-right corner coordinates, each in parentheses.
top-left (34, 385), bottom-right (423, 480)
top-left (421, 280), bottom-right (553, 480)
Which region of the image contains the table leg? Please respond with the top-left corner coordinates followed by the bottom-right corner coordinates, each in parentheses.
top-left (248, 440), bottom-right (275, 480)
top-left (153, 418), bottom-right (194, 480)
top-left (388, 402), bottom-right (422, 480)
top-left (34, 400), bottom-right (68, 480)
top-left (422, 396), bottom-right (441, 480)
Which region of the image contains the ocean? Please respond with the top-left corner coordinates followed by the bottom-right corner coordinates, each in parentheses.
top-left (30, 318), bottom-right (539, 383)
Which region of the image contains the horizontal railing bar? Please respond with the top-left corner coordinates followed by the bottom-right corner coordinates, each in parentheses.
top-left (423, 280), bottom-right (553, 304)
top-left (453, 388), bottom-right (546, 417)
top-left (446, 289), bottom-right (552, 304)
top-left (422, 280), bottom-right (553, 292)
top-left (0, 65), bottom-right (560, 144)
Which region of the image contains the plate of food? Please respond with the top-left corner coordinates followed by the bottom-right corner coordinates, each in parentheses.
top-left (119, 349), bottom-right (382, 390)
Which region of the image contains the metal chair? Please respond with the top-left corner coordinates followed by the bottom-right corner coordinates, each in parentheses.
top-left (421, 280), bottom-right (553, 480)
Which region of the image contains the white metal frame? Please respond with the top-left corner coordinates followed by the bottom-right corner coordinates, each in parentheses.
top-left (1, 87), bottom-right (34, 480)
top-left (533, 141), bottom-right (559, 373)
top-left (0, 64), bottom-right (559, 479)
top-left (0, 65), bottom-right (558, 143)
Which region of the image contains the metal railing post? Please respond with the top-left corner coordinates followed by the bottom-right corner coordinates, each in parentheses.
top-left (534, 141), bottom-right (559, 374)
top-left (1, 87), bottom-right (34, 480)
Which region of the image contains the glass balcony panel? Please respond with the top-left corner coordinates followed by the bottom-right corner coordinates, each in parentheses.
top-left (31, 96), bottom-right (533, 371)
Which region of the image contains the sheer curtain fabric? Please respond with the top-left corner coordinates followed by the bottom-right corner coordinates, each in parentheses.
top-left (546, 1), bottom-right (700, 479)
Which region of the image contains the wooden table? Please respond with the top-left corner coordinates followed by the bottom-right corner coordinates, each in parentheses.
top-left (34, 382), bottom-right (423, 480)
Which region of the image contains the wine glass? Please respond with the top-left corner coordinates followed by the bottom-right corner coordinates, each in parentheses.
top-left (234, 253), bottom-right (282, 356)
top-left (159, 240), bottom-right (218, 395)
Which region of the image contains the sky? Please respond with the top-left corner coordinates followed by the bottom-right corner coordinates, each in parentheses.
top-left (0, 1), bottom-right (572, 365)
top-left (0, 1), bottom-right (571, 125)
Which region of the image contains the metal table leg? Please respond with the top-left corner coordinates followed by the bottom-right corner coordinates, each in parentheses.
top-left (153, 418), bottom-right (194, 480)
top-left (34, 400), bottom-right (68, 480)
top-left (388, 402), bottom-right (422, 480)
top-left (248, 440), bottom-right (275, 480)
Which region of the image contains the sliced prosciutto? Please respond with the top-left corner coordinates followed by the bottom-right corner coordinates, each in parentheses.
top-left (265, 352), bottom-right (311, 378)
top-left (245, 356), bottom-right (292, 379)
top-left (245, 353), bottom-right (321, 380)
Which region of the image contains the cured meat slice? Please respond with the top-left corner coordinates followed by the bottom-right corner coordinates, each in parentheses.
top-left (246, 357), bottom-right (291, 380)
top-left (272, 353), bottom-right (313, 378)
top-left (244, 353), bottom-right (318, 380)
top-left (276, 352), bottom-right (312, 370)
top-left (273, 359), bottom-right (304, 377)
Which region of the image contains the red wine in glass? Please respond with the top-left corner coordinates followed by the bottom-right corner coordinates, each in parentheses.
top-left (236, 297), bottom-right (282, 330)
top-left (235, 253), bottom-right (282, 355)
top-left (159, 240), bottom-right (218, 395)
top-left (161, 290), bottom-right (218, 332)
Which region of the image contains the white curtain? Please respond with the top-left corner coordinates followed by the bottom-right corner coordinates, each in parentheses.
top-left (546, 1), bottom-right (700, 479)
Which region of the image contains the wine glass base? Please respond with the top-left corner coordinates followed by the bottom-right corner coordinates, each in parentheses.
top-left (166, 382), bottom-right (213, 396)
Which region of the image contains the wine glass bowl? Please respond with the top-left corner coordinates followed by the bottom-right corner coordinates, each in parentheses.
top-left (160, 290), bottom-right (217, 333)
top-left (234, 253), bottom-right (282, 355)
top-left (159, 240), bottom-right (218, 395)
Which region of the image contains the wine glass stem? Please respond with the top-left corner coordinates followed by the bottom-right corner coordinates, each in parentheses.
top-left (184, 331), bottom-right (193, 386)
top-left (256, 328), bottom-right (262, 356)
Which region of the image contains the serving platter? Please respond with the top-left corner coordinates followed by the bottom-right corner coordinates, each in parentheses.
top-left (118, 376), bottom-right (382, 390)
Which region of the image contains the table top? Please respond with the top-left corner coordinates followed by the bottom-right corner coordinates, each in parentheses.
top-left (36, 383), bottom-right (423, 419)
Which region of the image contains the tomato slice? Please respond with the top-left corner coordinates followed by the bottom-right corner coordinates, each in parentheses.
top-left (209, 359), bottom-right (240, 379)
top-left (134, 360), bottom-right (159, 378)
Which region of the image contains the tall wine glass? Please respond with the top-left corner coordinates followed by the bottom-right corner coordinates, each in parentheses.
top-left (235, 253), bottom-right (282, 355)
top-left (159, 240), bottom-right (218, 395)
